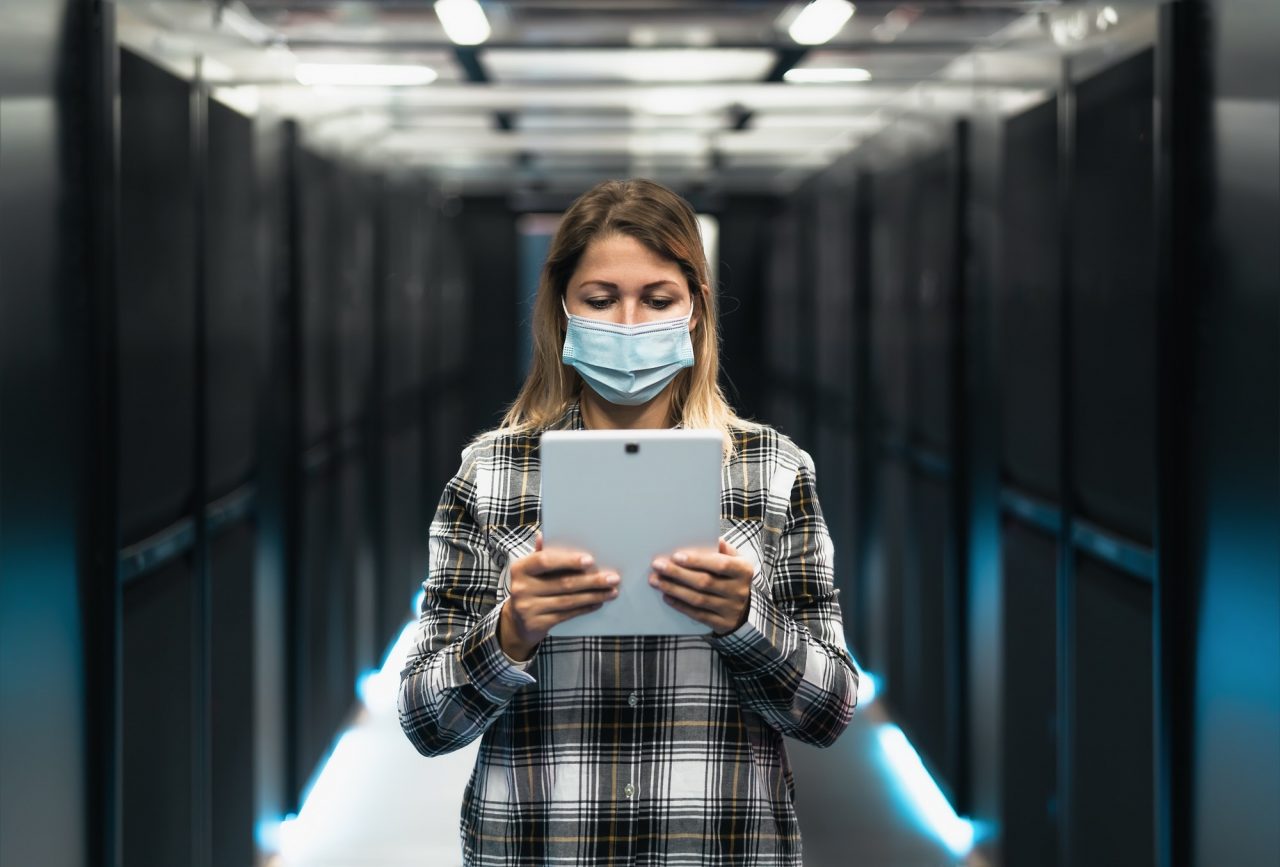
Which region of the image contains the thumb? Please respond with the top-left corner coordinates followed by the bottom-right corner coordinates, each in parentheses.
top-left (535, 530), bottom-right (544, 552)
top-left (719, 538), bottom-right (738, 557)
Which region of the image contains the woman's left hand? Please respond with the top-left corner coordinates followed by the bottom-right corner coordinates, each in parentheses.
top-left (649, 539), bottom-right (754, 636)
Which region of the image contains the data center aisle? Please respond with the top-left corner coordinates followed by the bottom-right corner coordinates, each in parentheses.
top-left (269, 626), bottom-right (969, 867)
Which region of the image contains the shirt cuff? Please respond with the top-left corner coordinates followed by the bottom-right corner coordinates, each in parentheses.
top-left (502, 647), bottom-right (533, 671)
top-left (705, 582), bottom-right (799, 675)
top-left (458, 599), bottom-right (537, 701)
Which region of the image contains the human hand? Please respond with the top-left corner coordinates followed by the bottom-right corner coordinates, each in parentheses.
top-left (498, 531), bottom-right (619, 661)
top-left (648, 539), bottom-right (754, 636)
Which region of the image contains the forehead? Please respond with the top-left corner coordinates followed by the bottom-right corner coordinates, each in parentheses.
top-left (573, 234), bottom-right (681, 277)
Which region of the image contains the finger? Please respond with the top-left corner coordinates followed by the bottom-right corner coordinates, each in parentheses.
top-left (546, 600), bottom-right (607, 628)
top-left (719, 539), bottom-right (738, 558)
top-left (650, 571), bottom-right (733, 613)
top-left (535, 587), bottom-right (619, 612)
top-left (524, 548), bottom-right (595, 576)
top-left (524, 570), bottom-right (620, 597)
top-left (666, 549), bottom-right (754, 582)
top-left (650, 557), bottom-right (737, 598)
top-left (660, 594), bottom-right (723, 631)
top-left (535, 531), bottom-right (543, 552)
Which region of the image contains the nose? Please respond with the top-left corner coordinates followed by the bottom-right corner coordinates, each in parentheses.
top-left (619, 298), bottom-right (645, 326)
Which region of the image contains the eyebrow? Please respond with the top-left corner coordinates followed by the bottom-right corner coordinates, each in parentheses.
top-left (577, 280), bottom-right (679, 290)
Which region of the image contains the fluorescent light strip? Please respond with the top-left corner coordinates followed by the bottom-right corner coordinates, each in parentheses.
top-left (219, 4), bottom-right (277, 46)
top-left (295, 63), bottom-right (438, 87)
top-left (784, 67), bottom-right (873, 83)
top-left (789, 0), bottom-right (856, 46)
top-left (435, 0), bottom-right (492, 46)
top-left (356, 619), bottom-right (420, 713)
top-left (876, 724), bottom-right (976, 857)
top-left (268, 616), bottom-right (424, 861)
top-left (846, 647), bottom-right (973, 857)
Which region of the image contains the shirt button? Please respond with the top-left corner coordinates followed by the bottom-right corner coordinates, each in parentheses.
top-left (628, 692), bottom-right (638, 708)
top-left (623, 782), bottom-right (636, 800)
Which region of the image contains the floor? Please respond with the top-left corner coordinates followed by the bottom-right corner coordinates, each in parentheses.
top-left (267, 624), bottom-right (974, 867)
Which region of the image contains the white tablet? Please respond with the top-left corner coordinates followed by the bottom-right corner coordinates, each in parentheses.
top-left (539, 428), bottom-right (723, 636)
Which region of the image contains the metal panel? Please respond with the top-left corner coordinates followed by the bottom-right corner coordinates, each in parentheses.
top-left (1183, 2), bottom-right (1280, 864)
top-left (764, 202), bottom-right (801, 381)
top-left (813, 163), bottom-right (856, 403)
top-left (299, 150), bottom-right (338, 447)
top-left (869, 168), bottom-right (912, 432)
top-left (383, 187), bottom-right (431, 400)
top-left (123, 559), bottom-right (195, 867)
top-left (0, 1), bottom-right (117, 862)
top-left (335, 172), bottom-right (375, 429)
top-left (338, 457), bottom-right (376, 683)
top-left (210, 523), bottom-right (257, 867)
top-left (910, 149), bottom-right (956, 452)
top-left (1070, 49), bottom-right (1157, 545)
top-left (1000, 520), bottom-right (1059, 867)
top-left (458, 197), bottom-right (521, 434)
top-left (904, 473), bottom-right (955, 790)
top-left (117, 49), bottom-right (196, 544)
top-left (1071, 554), bottom-right (1155, 867)
top-left (715, 196), bottom-right (774, 421)
top-left (380, 424), bottom-right (426, 642)
top-left (296, 472), bottom-right (343, 802)
top-left (206, 98), bottom-right (264, 498)
top-left (1000, 97), bottom-right (1062, 501)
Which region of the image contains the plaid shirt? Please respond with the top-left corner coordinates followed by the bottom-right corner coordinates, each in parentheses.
top-left (399, 402), bottom-right (858, 866)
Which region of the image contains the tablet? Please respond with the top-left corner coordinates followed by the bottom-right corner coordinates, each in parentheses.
top-left (539, 428), bottom-right (723, 636)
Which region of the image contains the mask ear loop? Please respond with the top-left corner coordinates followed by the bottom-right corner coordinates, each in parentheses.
top-left (683, 287), bottom-right (701, 329)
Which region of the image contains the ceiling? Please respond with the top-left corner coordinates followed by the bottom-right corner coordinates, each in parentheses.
top-left (117, 1), bottom-right (1158, 195)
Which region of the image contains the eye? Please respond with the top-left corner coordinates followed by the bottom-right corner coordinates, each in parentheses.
top-left (646, 298), bottom-right (674, 310)
top-left (586, 298), bottom-right (614, 310)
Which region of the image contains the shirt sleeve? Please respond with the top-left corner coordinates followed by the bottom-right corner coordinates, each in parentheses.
top-left (397, 445), bottom-right (537, 758)
top-left (706, 448), bottom-right (859, 747)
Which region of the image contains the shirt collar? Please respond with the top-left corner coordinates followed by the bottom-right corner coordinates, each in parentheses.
top-left (548, 400), bottom-right (585, 432)
top-left (548, 399), bottom-right (685, 432)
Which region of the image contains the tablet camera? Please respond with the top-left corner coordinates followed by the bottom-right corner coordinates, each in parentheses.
top-left (625, 443), bottom-right (640, 454)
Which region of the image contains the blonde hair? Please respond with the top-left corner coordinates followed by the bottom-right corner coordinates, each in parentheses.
top-left (495, 178), bottom-right (758, 455)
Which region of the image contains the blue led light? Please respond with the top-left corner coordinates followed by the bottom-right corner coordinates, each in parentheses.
top-left (846, 647), bottom-right (974, 859)
top-left (876, 723), bottom-right (976, 857)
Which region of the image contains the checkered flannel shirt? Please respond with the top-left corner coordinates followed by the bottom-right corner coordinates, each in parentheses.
top-left (399, 401), bottom-right (859, 865)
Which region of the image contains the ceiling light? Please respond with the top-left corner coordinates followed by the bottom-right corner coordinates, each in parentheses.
top-left (638, 89), bottom-right (720, 116)
top-left (294, 63), bottom-right (438, 87)
top-left (218, 2), bottom-right (277, 46)
top-left (788, 0), bottom-right (856, 46)
top-left (783, 67), bottom-right (872, 83)
top-left (200, 56), bottom-right (235, 83)
top-left (434, 0), bottom-right (491, 46)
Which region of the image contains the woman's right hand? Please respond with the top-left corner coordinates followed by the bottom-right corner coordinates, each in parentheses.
top-left (498, 531), bottom-right (619, 661)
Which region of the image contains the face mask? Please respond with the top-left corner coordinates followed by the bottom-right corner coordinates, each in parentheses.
top-left (560, 298), bottom-right (695, 406)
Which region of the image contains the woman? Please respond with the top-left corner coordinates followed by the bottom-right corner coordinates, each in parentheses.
top-left (399, 178), bottom-right (858, 866)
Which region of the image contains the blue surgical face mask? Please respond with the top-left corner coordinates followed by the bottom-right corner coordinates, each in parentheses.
top-left (561, 297), bottom-right (695, 406)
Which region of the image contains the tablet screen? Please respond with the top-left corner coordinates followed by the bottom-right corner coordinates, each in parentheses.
top-left (540, 429), bottom-right (723, 636)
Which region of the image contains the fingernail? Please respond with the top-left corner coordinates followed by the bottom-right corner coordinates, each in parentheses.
top-left (604, 573), bottom-right (620, 585)
top-left (652, 558), bottom-right (668, 571)
top-left (648, 574), bottom-right (658, 587)
top-left (580, 554), bottom-right (594, 567)
top-left (673, 552), bottom-right (689, 564)
top-left (609, 588), bottom-right (619, 597)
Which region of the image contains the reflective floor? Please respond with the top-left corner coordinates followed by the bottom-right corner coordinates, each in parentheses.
top-left (267, 625), bottom-right (976, 867)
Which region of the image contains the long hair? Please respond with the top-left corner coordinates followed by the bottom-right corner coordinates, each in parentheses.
top-left (495, 178), bottom-right (757, 455)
